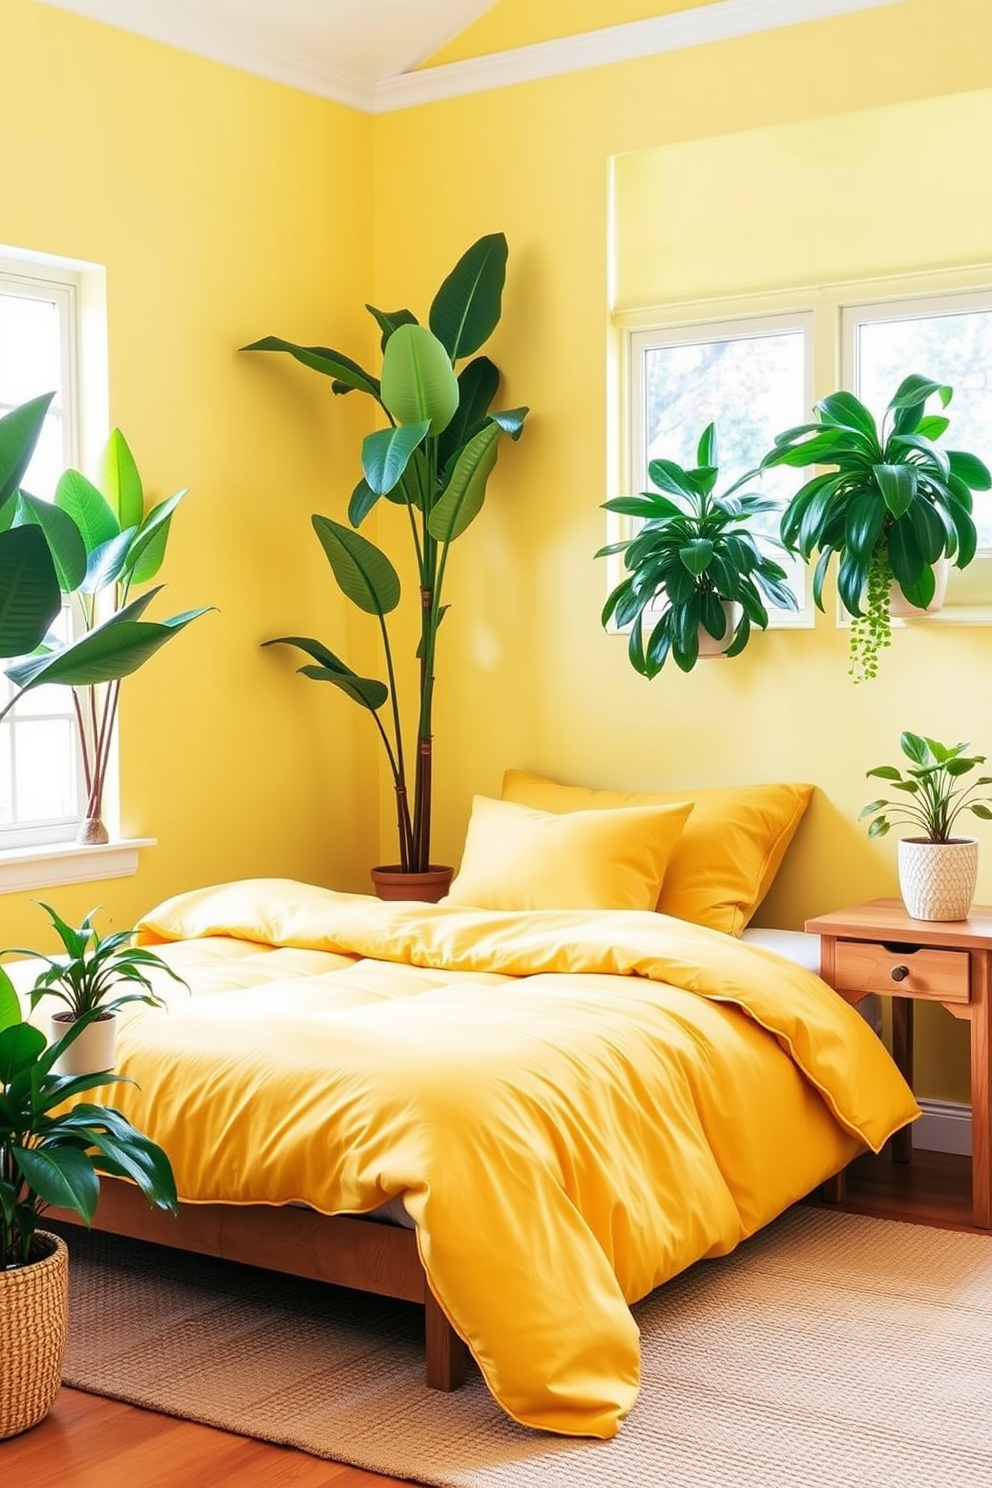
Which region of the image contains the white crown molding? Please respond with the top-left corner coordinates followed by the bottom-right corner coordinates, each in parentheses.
top-left (373, 0), bottom-right (911, 112)
top-left (37, 0), bottom-right (910, 114)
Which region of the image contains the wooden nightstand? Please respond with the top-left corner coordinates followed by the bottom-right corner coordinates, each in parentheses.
top-left (805, 898), bottom-right (992, 1229)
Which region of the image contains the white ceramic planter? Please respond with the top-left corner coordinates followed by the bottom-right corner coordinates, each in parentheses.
top-left (889, 556), bottom-right (950, 617)
top-left (897, 836), bottom-right (979, 921)
top-left (696, 600), bottom-right (743, 658)
top-left (49, 1011), bottom-right (117, 1076)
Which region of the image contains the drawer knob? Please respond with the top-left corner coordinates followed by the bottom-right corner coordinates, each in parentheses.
top-left (890, 965), bottom-right (910, 983)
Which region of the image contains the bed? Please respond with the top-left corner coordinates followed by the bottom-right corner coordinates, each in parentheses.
top-left (40, 868), bottom-right (918, 1441)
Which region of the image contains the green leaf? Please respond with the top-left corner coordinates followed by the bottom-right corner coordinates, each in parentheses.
top-left (365, 304), bottom-right (418, 351)
top-left (491, 406), bottom-right (528, 441)
top-left (298, 665), bottom-right (388, 711)
top-left (888, 375), bottom-right (951, 413)
top-left (362, 423), bottom-right (430, 497)
top-left (14, 1142), bottom-right (100, 1222)
top-left (437, 356), bottom-right (500, 472)
top-left (380, 325), bottom-right (458, 436)
top-left (54, 469), bottom-right (119, 553)
top-left (696, 424), bottom-right (717, 468)
top-left (311, 515), bottom-right (400, 616)
top-left (99, 429), bottom-right (144, 531)
top-left (347, 477), bottom-right (380, 528)
top-left (0, 393), bottom-right (54, 509)
top-left (887, 516), bottom-right (925, 588)
top-left (240, 336), bottom-right (380, 399)
top-left (124, 488), bottom-right (187, 585)
top-left (428, 422), bottom-right (501, 544)
top-left (0, 965), bottom-right (20, 1032)
top-left (81, 527), bottom-right (138, 594)
top-left (13, 491), bottom-right (87, 592)
top-left (900, 731), bottom-right (931, 766)
top-left (0, 526), bottom-right (62, 660)
top-left (6, 601), bottom-right (210, 691)
top-left (647, 459), bottom-right (695, 497)
top-left (428, 233), bottom-right (508, 363)
top-left (947, 449), bottom-right (992, 492)
top-left (867, 765), bottom-right (903, 781)
top-left (679, 538), bottom-right (714, 576)
top-left (815, 391), bottom-right (878, 442)
top-left (873, 463), bottom-right (916, 518)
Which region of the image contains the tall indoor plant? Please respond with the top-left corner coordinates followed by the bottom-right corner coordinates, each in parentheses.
top-left (598, 424), bottom-right (796, 675)
top-left (242, 233), bottom-right (527, 895)
top-left (762, 374), bottom-right (990, 681)
top-left (0, 961), bottom-right (177, 1438)
top-left (0, 406), bottom-right (210, 841)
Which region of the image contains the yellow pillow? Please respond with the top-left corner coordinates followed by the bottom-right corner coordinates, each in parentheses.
top-left (501, 770), bottom-right (813, 936)
top-left (443, 794), bottom-right (694, 912)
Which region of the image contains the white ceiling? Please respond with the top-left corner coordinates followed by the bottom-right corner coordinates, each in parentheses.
top-left (36, 0), bottom-right (499, 98)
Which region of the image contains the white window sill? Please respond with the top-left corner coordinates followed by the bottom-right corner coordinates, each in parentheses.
top-left (0, 838), bottom-right (155, 894)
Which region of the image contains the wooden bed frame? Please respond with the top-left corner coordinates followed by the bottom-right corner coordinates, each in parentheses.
top-left (51, 1177), bottom-right (470, 1392)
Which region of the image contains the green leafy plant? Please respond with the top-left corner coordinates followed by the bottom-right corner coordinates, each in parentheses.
top-left (0, 969), bottom-right (177, 1268)
top-left (5, 903), bottom-right (186, 1021)
top-left (0, 408), bottom-right (211, 840)
top-left (762, 374), bottom-right (991, 682)
top-left (597, 424), bottom-right (797, 675)
top-left (860, 732), bottom-right (992, 842)
top-left (242, 234), bottom-right (527, 875)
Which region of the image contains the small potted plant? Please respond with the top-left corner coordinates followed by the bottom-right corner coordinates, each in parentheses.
top-left (0, 970), bottom-right (177, 1439)
top-left (597, 423), bottom-right (797, 675)
top-left (242, 233), bottom-right (527, 899)
top-left (762, 375), bottom-right (991, 682)
top-left (860, 732), bottom-right (992, 920)
top-left (5, 903), bottom-right (186, 1076)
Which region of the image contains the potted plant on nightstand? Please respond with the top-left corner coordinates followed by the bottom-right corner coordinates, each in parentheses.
top-left (241, 233), bottom-right (528, 900)
top-left (597, 423), bottom-right (797, 675)
top-left (860, 731), bottom-right (992, 920)
top-left (0, 967), bottom-right (177, 1440)
top-left (6, 903), bottom-right (186, 1076)
top-left (762, 375), bottom-right (990, 682)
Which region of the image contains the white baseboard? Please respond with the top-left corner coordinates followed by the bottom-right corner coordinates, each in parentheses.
top-left (913, 1098), bottom-right (972, 1156)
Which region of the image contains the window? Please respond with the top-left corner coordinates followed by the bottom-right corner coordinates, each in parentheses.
top-left (620, 312), bottom-right (814, 626)
top-left (0, 259), bottom-right (83, 848)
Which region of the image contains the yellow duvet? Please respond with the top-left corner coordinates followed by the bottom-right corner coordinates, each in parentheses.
top-left (113, 878), bottom-right (918, 1438)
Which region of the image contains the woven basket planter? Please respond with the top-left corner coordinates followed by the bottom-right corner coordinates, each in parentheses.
top-left (0, 1231), bottom-right (69, 1439)
top-left (898, 837), bottom-right (979, 922)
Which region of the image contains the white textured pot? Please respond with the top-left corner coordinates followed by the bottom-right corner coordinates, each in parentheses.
top-left (696, 601), bottom-right (743, 658)
top-left (897, 837), bottom-right (979, 921)
top-left (49, 1011), bottom-right (117, 1076)
top-left (889, 556), bottom-right (950, 618)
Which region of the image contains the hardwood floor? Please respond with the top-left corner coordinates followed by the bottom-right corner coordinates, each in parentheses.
top-left (2, 1148), bottom-right (981, 1485)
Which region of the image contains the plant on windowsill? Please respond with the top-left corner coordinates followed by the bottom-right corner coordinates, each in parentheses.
top-left (241, 233), bottom-right (528, 900)
top-left (860, 731), bottom-right (992, 921)
top-left (0, 965), bottom-right (177, 1439)
top-left (597, 423), bottom-right (797, 675)
top-left (761, 375), bottom-right (991, 683)
top-left (0, 399), bottom-right (212, 844)
top-left (4, 902), bottom-right (186, 1076)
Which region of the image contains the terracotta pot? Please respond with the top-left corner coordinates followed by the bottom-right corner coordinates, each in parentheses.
top-left (0, 1231), bottom-right (68, 1439)
top-left (370, 865), bottom-right (454, 902)
top-left (897, 837), bottom-right (978, 921)
top-left (696, 600), bottom-right (743, 658)
top-left (889, 556), bottom-right (950, 618)
top-left (49, 1010), bottom-right (117, 1076)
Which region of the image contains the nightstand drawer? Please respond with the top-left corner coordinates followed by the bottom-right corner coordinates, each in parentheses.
top-left (834, 940), bottom-right (970, 1004)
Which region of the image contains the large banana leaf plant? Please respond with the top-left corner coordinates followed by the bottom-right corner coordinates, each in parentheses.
top-left (0, 962), bottom-right (177, 1268)
top-left (243, 233), bottom-right (527, 877)
top-left (762, 374), bottom-right (990, 681)
top-left (597, 424), bottom-right (797, 675)
top-left (0, 407), bottom-right (210, 841)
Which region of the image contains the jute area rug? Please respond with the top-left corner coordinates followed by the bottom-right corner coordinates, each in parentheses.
top-left (59, 1207), bottom-right (992, 1488)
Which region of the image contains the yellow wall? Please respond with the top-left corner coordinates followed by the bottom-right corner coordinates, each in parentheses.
top-left (0, 0), bottom-right (378, 944)
top-left (374, 0), bottom-right (992, 1100)
top-left (4, 0), bottom-right (992, 1101)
